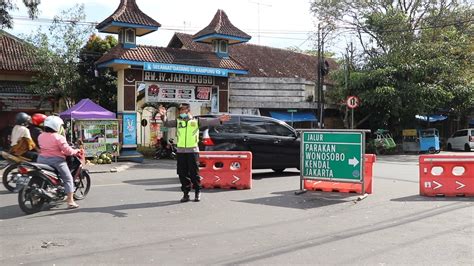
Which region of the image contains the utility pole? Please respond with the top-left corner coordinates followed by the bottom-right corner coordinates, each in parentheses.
top-left (345, 42), bottom-right (352, 128)
top-left (249, 0), bottom-right (272, 45)
top-left (320, 26), bottom-right (326, 129)
top-left (316, 24), bottom-right (321, 128)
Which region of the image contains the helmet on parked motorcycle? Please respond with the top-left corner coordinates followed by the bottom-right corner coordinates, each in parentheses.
top-left (15, 112), bottom-right (31, 126)
top-left (31, 113), bottom-right (47, 126)
top-left (44, 116), bottom-right (64, 132)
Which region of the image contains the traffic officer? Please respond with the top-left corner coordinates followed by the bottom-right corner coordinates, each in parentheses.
top-left (159, 103), bottom-right (230, 202)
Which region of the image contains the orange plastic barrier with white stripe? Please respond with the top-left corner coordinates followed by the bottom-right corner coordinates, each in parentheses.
top-left (419, 155), bottom-right (474, 197)
top-left (304, 154), bottom-right (376, 194)
top-left (199, 151), bottom-right (252, 189)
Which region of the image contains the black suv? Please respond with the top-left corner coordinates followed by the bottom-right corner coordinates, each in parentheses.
top-left (198, 114), bottom-right (300, 172)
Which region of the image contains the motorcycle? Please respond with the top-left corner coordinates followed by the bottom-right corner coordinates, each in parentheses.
top-left (154, 138), bottom-right (177, 159)
top-left (1, 151), bottom-right (33, 192)
top-left (17, 153), bottom-right (91, 214)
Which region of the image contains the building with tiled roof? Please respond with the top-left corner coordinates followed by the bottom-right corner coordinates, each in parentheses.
top-left (169, 32), bottom-right (337, 82)
top-left (0, 31), bottom-right (55, 149)
top-left (0, 31), bottom-right (36, 73)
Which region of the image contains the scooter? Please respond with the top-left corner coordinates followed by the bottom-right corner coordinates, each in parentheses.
top-left (154, 138), bottom-right (177, 160)
top-left (17, 153), bottom-right (91, 214)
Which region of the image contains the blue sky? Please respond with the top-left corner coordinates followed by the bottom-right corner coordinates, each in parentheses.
top-left (7, 0), bottom-right (351, 55)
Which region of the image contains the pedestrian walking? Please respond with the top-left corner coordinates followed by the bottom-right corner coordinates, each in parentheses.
top-left (159, 103), bottom-right (230, 202)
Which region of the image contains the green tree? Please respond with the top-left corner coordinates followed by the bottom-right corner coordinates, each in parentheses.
top-left (312, 0), bottom-right (474, 131)
top-left (27, 4), bottom-right (93, 108)
top-left (1, 0), bottom-right (40, 29)
top-left (76, 34), bottom-right (118, 112)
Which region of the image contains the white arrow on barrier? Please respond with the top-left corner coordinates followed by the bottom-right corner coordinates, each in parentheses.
top-left (214, 175), bottom-right (221, 182)
top-left (433, 181), bottom-right (443, 190)
top-left (232, 175), bottom-right (240, 184)
top-left (456, 181), bottom-right (466, 190)
top-left (348, 157), bottom-right (359, 167)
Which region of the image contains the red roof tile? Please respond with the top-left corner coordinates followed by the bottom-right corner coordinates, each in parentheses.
top-left (193, 10), bottom-right (251, 43)
top-left (0, 31), bottom-right (36, 72)
top-left (96, 45), bottom-right (246, 71)
top-left (171, 33), bottom-right (337, 82)
top-left (96, 0), bottom-right (161, 34)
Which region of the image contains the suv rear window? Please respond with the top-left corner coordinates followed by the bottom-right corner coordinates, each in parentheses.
top-left (266, 120), bottom-right (295, 137)
top-left (241, 117), bottom-right (269, 135)
top-left (454, 130), bottom-right (468, 137)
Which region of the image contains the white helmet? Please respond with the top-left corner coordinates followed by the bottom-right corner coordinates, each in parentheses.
top-left (44, 116), bottom-right (64, 132)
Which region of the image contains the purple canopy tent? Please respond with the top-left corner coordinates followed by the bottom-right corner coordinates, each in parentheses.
top-left (59, 99), bottom-right (116, 144)
top-left (59, 98), bottom-right (115, 120)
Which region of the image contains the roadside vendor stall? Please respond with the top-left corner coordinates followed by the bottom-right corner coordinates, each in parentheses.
top-left (59, 99), bottom-right (119, 158)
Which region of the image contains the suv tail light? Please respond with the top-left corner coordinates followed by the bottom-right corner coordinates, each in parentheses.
top-left (470, 136), bottom-right (474, 142)
top-left (18, 166), bottom-right (29, 174)
top-left (202, 129), bottom-right (215, 146)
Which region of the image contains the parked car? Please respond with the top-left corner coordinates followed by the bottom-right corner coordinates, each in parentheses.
top-left (197, 114), bottom-right (300, 172)
top-left (446, 129), bottom-right (474, 151)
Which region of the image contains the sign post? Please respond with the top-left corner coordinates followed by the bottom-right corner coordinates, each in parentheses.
top-left (288, 109), bottom-right (297, 127)
top-left (298, 129), bottom-right (369, 196)
top-left (346, 96), bottom-right (359, 129)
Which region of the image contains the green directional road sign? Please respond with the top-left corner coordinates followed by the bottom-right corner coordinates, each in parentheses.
top-left (301, 130), bottom-right (364, 182)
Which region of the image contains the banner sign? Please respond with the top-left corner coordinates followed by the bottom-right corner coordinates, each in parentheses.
top-left (0, 94), bottom-right (53, 111)
top-left (83, 143), bottom-right (120, 157)
top-left (122, 113), bottom-right (137, 146)
top-left (145, 83), bottom-right (212, 103)
top-left (144, 62), bottom-right (228, 77)
top-left (144, 71), bottom-right (214, 85)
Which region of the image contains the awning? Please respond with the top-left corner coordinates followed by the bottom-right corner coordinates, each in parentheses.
top-left (415, 115), bottom-right (447, 122)
top-left (269, 111), bottom-right (318, 122)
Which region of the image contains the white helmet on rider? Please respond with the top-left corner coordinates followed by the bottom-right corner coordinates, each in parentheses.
top-left (44, 116), bottom-right (64, 132)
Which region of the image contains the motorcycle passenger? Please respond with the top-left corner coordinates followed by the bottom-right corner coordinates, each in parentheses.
top-left (9, 112), bottom-right (38, 161)
top-left (29, 113), bottom-right (47, 148)
top-left (37, 116), bottom-right (82, 209)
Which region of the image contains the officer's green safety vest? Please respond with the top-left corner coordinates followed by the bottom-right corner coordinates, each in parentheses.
top-left (176, 118), bottom-right (199, 148)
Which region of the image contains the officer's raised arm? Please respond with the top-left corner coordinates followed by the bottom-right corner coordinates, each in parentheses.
top-left (159, 105), bottom-right (177, 128)
top-left (198, 113), bottom-right (230, 127)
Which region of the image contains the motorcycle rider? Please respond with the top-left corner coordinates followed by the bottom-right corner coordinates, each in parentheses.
top-left (29, 113), bottom-right (47, 148)
top-left (9, 112), bottom-right (38, 161)
top-left (37, 116), bottom-right (82, 209)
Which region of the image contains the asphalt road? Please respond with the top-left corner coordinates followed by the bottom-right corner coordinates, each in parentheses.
top-left (0, 155), bottom-right (473, 265)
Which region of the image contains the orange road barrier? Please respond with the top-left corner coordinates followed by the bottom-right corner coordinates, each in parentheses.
top-left (303, 154), bottom-right (376, 194)
top-left (199, 151), bottom-right (252, 189)
top-left (419, 155), bottom-right (474, 197)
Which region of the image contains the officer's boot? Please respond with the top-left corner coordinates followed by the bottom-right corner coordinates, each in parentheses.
top-left (180, 192), bottom-right (190, 203)
top-left (194, 190), bottom-right (201, 202)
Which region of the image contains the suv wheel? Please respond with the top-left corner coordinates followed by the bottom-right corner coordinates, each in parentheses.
top-left (447, 143), bottom-right (452, 151)
top-left (464, 144), bottom-right (471, 152)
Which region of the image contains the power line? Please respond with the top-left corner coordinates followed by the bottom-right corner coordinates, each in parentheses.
top-left (12, 15), bottom-right (472, 34)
